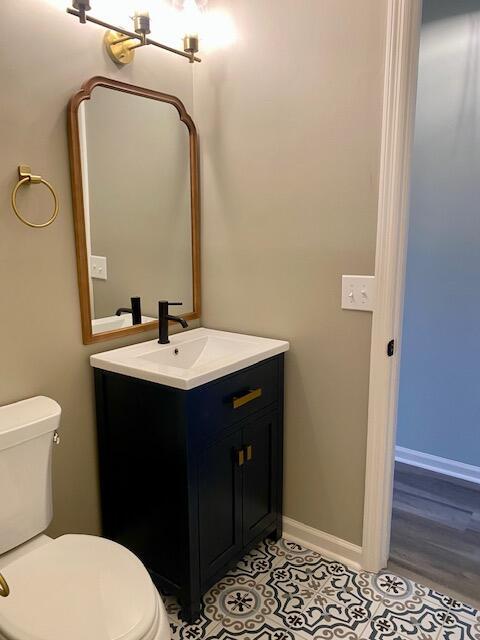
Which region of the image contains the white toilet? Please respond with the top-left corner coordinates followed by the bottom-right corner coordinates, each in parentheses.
top-left (0, 396), bottom-right (171, 640)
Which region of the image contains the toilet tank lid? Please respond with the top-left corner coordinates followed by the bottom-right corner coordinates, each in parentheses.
top-left (0, 396), bottom-right (61, 451)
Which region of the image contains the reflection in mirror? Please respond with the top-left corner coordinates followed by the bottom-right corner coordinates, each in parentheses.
top-left (82, 87), bottom-right (192, 332)
top-left (68, 77), bottom-right (200, 344)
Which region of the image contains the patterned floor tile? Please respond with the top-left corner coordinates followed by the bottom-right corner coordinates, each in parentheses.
top-left (267, 539), bottom-right (324, 567)
top-left (163, 591), bottom-right (222, 640)
top-left (163, 594), bottom-right (181, 617)
top-left (229, 539), bottom-right (283, 581)
top-left (425, 593), bottom-right (468, 613)
top-left (168, 605), bottom-right (220, 640)
top-left (365, 571), bottom-right (447, 614)
top-left (319, 563), bottom-right (382, 611)
top-left (159, 538), bottom-right (479, 640)
top-left (203, 574), bottom-right (277, 634)
top-left (448, 600), bottom-right (480, 621)
top-left (275, 592), bottom-right (372, 639)
top-left (436, 609), bottom-right (480, 640)
top-left (362, 600), bottom-right (452, 640)
top-left (265, 561), bottom-right (331, 613)
top-left (209, 619), bottom-right (300, 640)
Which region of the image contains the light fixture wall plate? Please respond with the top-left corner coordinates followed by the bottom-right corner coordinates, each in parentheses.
top-left (104, 30), bottom-right (136, 65)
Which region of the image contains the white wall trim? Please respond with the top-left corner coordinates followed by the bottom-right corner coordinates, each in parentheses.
top-left (283, 517), bottom-right (363, 571)
top-left (396, 446), bottom-right (480, 486)
top-left (362, 0), bottom-right (423, 572)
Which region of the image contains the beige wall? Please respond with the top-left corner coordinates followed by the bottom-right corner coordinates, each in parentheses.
top-left (0, 0), bottom-right (195, 537)
top-left (195, 0), bottom-right (387, 545)
top-left (85, 87), bottom-right (193, 319)
top-left (1, 0), bottom-right (388, 548)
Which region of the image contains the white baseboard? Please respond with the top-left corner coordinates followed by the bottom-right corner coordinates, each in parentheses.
top-left (396, 446), bottom-right (480, 486)
top-left (282, 516), bottom-right (363, 571)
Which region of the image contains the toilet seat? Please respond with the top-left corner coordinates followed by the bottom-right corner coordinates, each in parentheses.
top-left (0, 535), bottom-right (168, 640)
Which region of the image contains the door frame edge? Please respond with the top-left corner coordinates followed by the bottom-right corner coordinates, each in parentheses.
top-left (361, 0), bottom-right (423, 572)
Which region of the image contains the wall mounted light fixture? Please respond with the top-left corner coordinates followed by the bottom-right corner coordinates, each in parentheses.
top-left (67, 1), bottom-right (201, 65)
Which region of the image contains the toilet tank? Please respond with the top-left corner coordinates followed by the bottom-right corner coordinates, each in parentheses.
top-left (0, 396), bottom-right (61, 554)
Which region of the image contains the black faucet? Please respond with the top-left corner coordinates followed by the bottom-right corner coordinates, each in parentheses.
top-left (158, 300), bottom-right (188, 344)
top-left (115, 297), bottom-right (142, 325)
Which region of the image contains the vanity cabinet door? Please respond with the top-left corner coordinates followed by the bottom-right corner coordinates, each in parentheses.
top-left (198, 429), bottom-right (243, 582)
top-left (242, 410), bottom-right (279, 546)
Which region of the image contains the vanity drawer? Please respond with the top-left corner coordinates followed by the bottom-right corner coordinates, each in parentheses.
top-left (188, 357), bottom-right (279, 440)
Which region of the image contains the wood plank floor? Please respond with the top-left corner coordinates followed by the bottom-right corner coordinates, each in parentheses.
top-left (388, 462), bottom-right (480, 608)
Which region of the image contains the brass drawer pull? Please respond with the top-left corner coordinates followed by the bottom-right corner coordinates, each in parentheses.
top-left (232, 388), bottom-right (262, 410)
top-left (237, 448), bottom-right (245, 467)
top-left (0, 573), bottom-right (10, 597)
top-left (246, 444), bottom-right (253, 461)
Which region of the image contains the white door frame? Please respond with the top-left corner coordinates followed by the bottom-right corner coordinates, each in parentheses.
top-left (361, 0), bottom-right (423, 572)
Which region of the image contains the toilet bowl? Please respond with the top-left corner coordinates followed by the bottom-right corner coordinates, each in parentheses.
top-left (0, 397), bottom-right (171, 640)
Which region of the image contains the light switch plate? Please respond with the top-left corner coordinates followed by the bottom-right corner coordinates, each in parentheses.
top-left (342, 275), bottom-right (376, 311)
top-left (90, 255), bottom-right (107, 281)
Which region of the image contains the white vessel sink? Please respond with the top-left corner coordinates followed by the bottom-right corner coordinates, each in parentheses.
top-left (92, 315), bottom-right (155, 335)
top-left (90, 328), bottom-right (289, 390)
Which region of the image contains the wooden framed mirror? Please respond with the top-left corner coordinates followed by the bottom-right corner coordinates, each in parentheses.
top-left (68, 76), bottom-right (200, 345)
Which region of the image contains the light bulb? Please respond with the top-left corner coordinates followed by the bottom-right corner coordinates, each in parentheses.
top-left (182, 0), bottom-right (203, 38)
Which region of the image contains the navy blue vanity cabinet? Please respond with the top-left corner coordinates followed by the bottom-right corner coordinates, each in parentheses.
top-left (94, 354), bottom-right (284, 623)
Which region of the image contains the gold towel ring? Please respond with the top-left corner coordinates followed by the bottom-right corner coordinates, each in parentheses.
top-left (11, 165), bottom-right (59, 229)
top-left (0, 573), bottom-right (10, 597)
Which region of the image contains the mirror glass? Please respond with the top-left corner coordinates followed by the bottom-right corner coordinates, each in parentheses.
top-left (72, 80), bottom-right (199, 342)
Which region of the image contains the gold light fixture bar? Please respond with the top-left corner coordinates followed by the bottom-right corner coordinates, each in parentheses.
top-left (67, 5), bottom-right (201, 65)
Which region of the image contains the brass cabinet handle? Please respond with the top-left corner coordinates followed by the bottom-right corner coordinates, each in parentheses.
top-left (237, 448), bottom-right (245, 467)
top-left (235, 446), bottom-right (253, 467)
top-left (0, 573), bottom-right (10, 597)
top-left (232, 388), bottom-right (262, 410)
